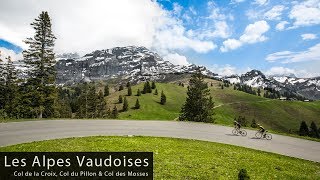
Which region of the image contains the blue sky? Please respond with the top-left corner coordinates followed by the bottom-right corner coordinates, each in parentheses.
top-left (0, 0), bottom-right (319, 77)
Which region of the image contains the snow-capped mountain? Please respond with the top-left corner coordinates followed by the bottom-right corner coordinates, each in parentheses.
top-left (222, 70), bottom-right (320, 100)
top-left (13, 46), bottom-right (319, 100)
top-left (55, 46), bottom-right (214, 85)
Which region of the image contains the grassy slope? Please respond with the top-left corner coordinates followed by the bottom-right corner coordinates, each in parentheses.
top-left (106, 83), bottom-right (186, 120)
top-left (107, 80), bottom-right (320, 134)
top-left (1, 136), bottom-right (319, 179)
top-left (209, 81), bottom-right (320, 132)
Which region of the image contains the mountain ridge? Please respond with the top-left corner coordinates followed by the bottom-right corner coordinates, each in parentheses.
top-left (13, 46), bottom-right (320, 100)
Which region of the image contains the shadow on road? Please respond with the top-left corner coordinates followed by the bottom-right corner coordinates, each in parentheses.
top-left (250, 137), bottom-right (261, 140)
top-left (225, 134), bottom-right (239, 136)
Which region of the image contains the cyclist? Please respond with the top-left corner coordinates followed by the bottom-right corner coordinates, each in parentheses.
top-left (257, 124), bottom-right (266, 137)
top-left (234, 120), bottom-right (241, 130)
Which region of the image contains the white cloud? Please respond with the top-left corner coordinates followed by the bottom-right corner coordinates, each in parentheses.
top-left (253, 0), bottom-right (268, 6)
top-left (266, 43), bottom-right (320, 63)
top-left (276, 21), bottom-right (289, 31)
top-left (221, 21), bottom-right (270, 52)
top-left (0, 47), bottom-right (23, 61)
top-left (265, 66), bottom-right (296, 76)
top-left (163, 53), bottom-right (189, 65)
top-left (230, 0), bottom-right (246, 4)
top-left (0, 0), bottom-right (215, 66)
top-left (199, 21), bottom-right (231, 39)
top-left (209, 64), bottom-right (250, 76)
top-left (173, 2), bottom-right (183, 16)
top-left (301, 33), bottom-right (317, 40)
top-left (239, 20), bottom-right (270, 43)
top-left (209, 64), bottom-right (237, 76)
top-left (264, 5), bottom-right (285, 20)
top-left (289, 0), bottom-right (320, 28)
top-left (265, 66), bottom-right (320, 78)
top-left (220, 39), bottom-right (242, 52)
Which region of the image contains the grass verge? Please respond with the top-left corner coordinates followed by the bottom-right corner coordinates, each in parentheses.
top-left (0, 136), bottom-right (319, 179)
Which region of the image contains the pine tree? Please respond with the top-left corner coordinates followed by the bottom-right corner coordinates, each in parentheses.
top-left (126, 82), bottom-right (131, 88)
top-left (123, 97), bottom-right (128, 111)
top-left (179, 68), bottom-right (214, 123)
top-left (4, 56), bottom-right (19, 117)
top-left (104, 84), bottom-right (109, 96)
top-left (142, 83), bottom-right (147, 94)
top-left (309, 121), bottom-right (319, 138)
top-left (111, 105), bottom-right (118, 118)
top-left (137, 89), bottom-right (141, 96)
top-left (118, 95), bottom-right (123, 103)
top-left (0, 52), bottom-right (6, 113)
top-left (299, 121), bottom-right (309, 136)
top-left (22, 11), bottom-right (57, 118)
top-left (77, 83), bottom-right (89, 118)
top-left (160, 90), bottom-right (166, 105)
top-left (151, 81), bottom-right (156, 89)
top-left (106, 108), bottom-right (111, 117)
top-left (127, 86), bottom-right (132, 96)
top-left (119, 85), bottom-right (124, 91)
top-left (96, 90), bottom-right (107, 118)
top-left (135, 99), bottom-right (140, 109)
top-left (154, 89), bottom-right (158, 95)
top-left (146, 81), bottom-right (152, 93)
top-left (87, 85), bottom-right (97, 118)
top-left (257, 88), bottom-right (261, 96)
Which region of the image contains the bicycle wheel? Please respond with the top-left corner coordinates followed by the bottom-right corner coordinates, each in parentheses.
top-left (255, 132), bottom-right (262, 138)
top-left (266, 134), bottom-right (272, 140)
top-left (232, 129), bottom-right (238, 135)
top-left (240, 130), bottom-right (247, 136)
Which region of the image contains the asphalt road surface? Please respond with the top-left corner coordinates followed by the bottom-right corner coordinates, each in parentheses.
top-left (0, 120), bottom-right (319, 162)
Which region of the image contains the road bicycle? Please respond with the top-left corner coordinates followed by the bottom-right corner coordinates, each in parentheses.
top-left (255, 130), bottom-right (272, 140)
top-left (232, 128), bottom-right (247, 136)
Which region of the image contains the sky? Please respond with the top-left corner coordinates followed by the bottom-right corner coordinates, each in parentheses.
top-left (0, 0), bottom-right (319, 78)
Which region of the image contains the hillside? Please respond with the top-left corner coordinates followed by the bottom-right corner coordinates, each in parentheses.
top-left (106, 80), bottom-right (320, 134)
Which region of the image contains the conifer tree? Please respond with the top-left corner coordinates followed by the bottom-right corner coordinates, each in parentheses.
top-left (142, 83), bottom-right (147, 94)
top-left (299, 121), bottom-right (309, 136)
top-left (257, 88), bottom-right (261, 96)
top-left (106, 108), bottom-right (111, 117)
top-left (0, 52), bottom-right (6, 113)
top-left (4, 56), bottom-right (19, 117)
top-left (135, 99), bottom-right (140, 109)
top-left (137, 89), bottom-right (141, 96)
top-left (160, 90), bottom-right (166, 105)
top-left (123, 97), bottom-right (128, 111)
top-left (96, 90), bottom-right (107, 118)
top-left (119, 85), bottom-right (124, 91)
top-left (104, 84), bottom-right (109, 96)
top-left (77, 83), bottom-right (89, 118)
top-left (87, 85), bottom-right (97, 118)
top-left (118, 95), bottom-right (123, 103)
top-left (111, 105), bottom-right (118, 118)
top-left (154, 89), bottom-right (158, 95)
top-left (146, 81), bottom-right (152, 93)
top-left (127, 86), bottom-right (132, 96)
top-left (126, 82), bottom-right (131, 88)
top-left (179, 68), bottom-right (214, 123)
top-left (310, 121), bottom-right (319, 138)
top-left (22, 11), bottom-right (57, 118)
top-left (151, 81), bottom-right (156, 89)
